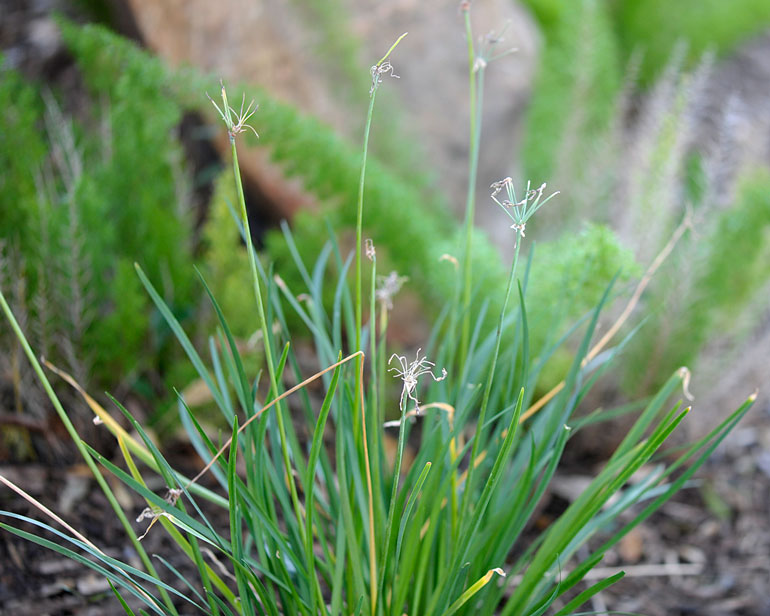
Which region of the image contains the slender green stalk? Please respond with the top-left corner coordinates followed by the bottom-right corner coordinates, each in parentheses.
top-left (459, 238), bottom-right (522, 536)
top-left (351, 35), bottom-right (406, 616)
top-left (0, 289), bottom-right (179, 615)
top-left (355, 94), bottom-right (378, 357)
top-left (216, 84), bottom-right (317, 603)
top-left (457, 10), bottom-right (486, 371)
top-left (355, 31), bottom-right (407, 354)
top-left (230, 138), bottom-right (305, 531)
top-left (353, 90), bottom-right (378, 466)
top-left (368, 255), bottom-right (386, 537)
top-left (377, 387), bottom-right (410, 614)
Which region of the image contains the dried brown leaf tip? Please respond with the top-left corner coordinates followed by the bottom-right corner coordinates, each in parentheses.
top-left (439, 253), bottom-right (459, 270)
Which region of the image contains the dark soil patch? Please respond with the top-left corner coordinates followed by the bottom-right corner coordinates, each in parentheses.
top-left (0, 441), bottom-right (230, 615)
top-left (2, 410), bottom-right (770, 615)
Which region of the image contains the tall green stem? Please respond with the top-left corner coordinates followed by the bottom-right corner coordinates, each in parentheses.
top-left (377, 388), bottom-right (409, 614)
top-left (458, 12), bottom-right (487, 371)
top-left (369, 259), bottom-right (386, 536)
top-left (356, 94), bottom-right (378, 356)
top-left (229, 138), bottom-right (310, 569)
top-left (459, 238), bottom-right (522, 534)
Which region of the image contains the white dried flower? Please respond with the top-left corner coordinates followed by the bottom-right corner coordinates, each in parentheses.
top-left (389, 348), bottom-right (447, 412)
top-left (208, 82), bottom-right (259, 141)
top-left (365, 238), bottom-right (376, 261)
top-left (490, 177), bottom-right (559, 245)
top-left (370, 60), bottom-right (400, 95)
top-left (136, 488), bottom-right (183, 540)
top-left (376, 271), bottom-right (409, 310)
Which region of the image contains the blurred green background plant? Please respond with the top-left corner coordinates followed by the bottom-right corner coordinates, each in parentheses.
top-left (2, 0), bottom-right (769, 443)
top-left (0, 46), bottom-right (198, 444)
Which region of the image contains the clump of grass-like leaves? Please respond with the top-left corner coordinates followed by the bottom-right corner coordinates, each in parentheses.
top-left (0, 11), bottom-right (755, 616)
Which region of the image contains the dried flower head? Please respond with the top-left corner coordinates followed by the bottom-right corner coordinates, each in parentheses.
top-left (490, 177), bottom-right (514, 198)
top-left (370, 60), bottom-right (400, 96)
top-left (490, 177), bottom-right (559, 245)
top-left (473, 22), bottom-right (517, 73)
top-left (136, 488), bottom-right (183, 540)
top-left (208, 82), bottom-right (259, 142)
top-left (376, 271), bottom-right (408, 310)
top-left (365, 238), bottom-right (376, 261)
top-left (389, 348), bottom-right (447, 412)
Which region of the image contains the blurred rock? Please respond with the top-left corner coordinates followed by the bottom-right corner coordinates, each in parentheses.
top-left (351, 0), bottom-right (540, 241)
top-left (123, 0), bottom-right (541, 234)
top-left (699, 30), bottom-right (770, 186)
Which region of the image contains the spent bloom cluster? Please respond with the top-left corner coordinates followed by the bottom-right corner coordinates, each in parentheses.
top-left (473, 22), bottom-right (518, 73)
top-left (376, 271), bottom-right (409, 310)
top-left (136, 488), bottom-right (183, 540)
top-left (370, 60), bottom-right (400, 96)
top-left (490, 177), bottom-right (559, 245)
top-left (389, 348), bottom-right (447, 411)
top-left (208, 82), bottom-right (259, 142)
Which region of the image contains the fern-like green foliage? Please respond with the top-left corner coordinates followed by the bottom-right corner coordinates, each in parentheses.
top-left (528, 224), bottom-right (640, 337)
top-left (0, 32), bottom-right (198, 395)
top-left (0, 65), bottom-right (47, 259)
top-left (521, 0), bottom-right (621, 188)
top-left (527, 224), bottom-right (639, 388)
